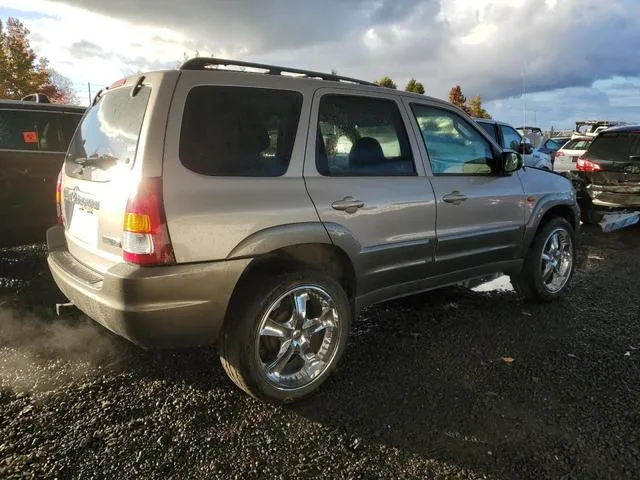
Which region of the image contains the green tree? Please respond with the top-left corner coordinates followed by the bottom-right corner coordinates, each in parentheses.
top-left (468, 95), bottom-right (491, 119)
top-left (405, 78), bottom-right (425, 94)
top-left (0, 17), bottom-right (75, 103)
top-left (330, 68), bottom-right (338, 75)
top-left (375, 76), bottom-right (397, 89)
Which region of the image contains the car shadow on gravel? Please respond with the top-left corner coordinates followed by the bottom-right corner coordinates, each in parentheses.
top-left (290, 223), bottom-right (640, 478)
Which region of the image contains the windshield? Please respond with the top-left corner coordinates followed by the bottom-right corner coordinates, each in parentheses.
top-left (65, 85), bottom-right (151, 182)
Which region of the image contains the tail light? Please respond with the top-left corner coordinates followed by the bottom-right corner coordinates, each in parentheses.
top-left (576, 156), bottom-right (601, 172)
top-left (55, 170), bottom-right (63, 224)
top-left (122, 177), bottom-right (175, 266)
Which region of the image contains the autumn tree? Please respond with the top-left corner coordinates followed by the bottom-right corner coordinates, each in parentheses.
top-left (0, 17), bottom-right (75, 103)
top-left (405, 78), bottom-right (425, 94)
top-left (448, 85), bottom-right (470, 114)
top-left (375, 76), bottom-right (397, 89)
top-left (468, 95), bottom-right (491, 119)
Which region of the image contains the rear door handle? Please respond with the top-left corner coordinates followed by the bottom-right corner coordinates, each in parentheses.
top-left (442, 191), bottom-right (468, 205)
top-left (331, 196), bottom-right (365, 213)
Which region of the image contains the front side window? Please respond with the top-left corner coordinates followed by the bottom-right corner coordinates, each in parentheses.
top-left (0, 109), bottom-right (81, 152)
top-left (411, 105), bottom-right (494, 175)
top-left (179, 86), bottom-right (303, 177)
top-left (316, 95), bottom-right (415, 176)
top-left (499, 125), bottom-right (523, 151)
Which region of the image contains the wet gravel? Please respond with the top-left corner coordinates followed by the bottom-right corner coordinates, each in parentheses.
top-left (1, 224), bottom-right (639, 479)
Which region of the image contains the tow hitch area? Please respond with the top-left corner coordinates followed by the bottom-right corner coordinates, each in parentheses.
top-left (55, 302), bottom-right (75, 316)
top-left (599, 211), bottom-right (640, 233)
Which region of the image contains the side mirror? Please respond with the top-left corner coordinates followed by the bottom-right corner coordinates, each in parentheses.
top-left (519, 137), bottom-right (533, 155)
top-left (501, 151), bottom-right (523, 174)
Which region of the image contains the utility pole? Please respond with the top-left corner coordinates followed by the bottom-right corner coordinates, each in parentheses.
top-left (88, 82), bottom-right (92, 105)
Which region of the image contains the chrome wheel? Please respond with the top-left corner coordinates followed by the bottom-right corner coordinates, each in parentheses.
top-left (540, 228), bottom-right (573, 293)
top-left (256, 286), bottom-right (341, 391)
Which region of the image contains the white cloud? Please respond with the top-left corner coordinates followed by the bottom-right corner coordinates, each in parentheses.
top-left (1, 0), bottom-right (639, 128)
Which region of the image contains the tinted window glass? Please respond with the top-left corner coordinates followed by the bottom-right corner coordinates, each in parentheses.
top-left (477, 121), bottom-right (497, 141)
top-left (412, 105), bottom-right (494, 175)
top-left (562, 138), bottom-right (592, 150)
top-left (500, 125), bottom-right (523, 151)
top-left (66, 86), bottom-right (151, 182)
top-left (588, 133), bottom-right (630, 162)
top-left (180, 86), bottom-right (302, 177)
top-left (0, 109), bottom-right (81, 152)
top-left (316, 95), bottom-right (415, 176)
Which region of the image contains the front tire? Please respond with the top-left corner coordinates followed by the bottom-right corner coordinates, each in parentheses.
top-left (219, 270), bottom-right (351, 403)
top-left (511, 217), bottom-right (576, 302)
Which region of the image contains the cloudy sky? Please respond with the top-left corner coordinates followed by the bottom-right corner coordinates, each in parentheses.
top-left (1, 0), bottom-right (639, 129)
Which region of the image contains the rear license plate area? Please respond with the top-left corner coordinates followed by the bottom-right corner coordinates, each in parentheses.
top-left (65, 188), bottom-right (100, 247)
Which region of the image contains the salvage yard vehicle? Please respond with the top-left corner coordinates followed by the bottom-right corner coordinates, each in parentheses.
top-left (536, 136), bottom-right (571, 162)
top-left (475, 118), bottom-right (553, 170)
top-left (47, 59), bottom-right (579, 403)
top-left (0, 95), bottom-right (85, 246)
top-left (573, 126), bottom-right (640, 224)
top-left (554, 136), bottom-right (593, 173)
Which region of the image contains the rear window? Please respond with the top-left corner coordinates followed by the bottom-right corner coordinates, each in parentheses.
top-left (587, 133), bottom-right (632, 161)
top-left (562, 138), bottom-right (592, 150)
top-left (65, 85), bottom-right (151, 182)
top-left (0, 109), bottom-right (81, 152)
top-left (179, 86), bottom-right (303, 177)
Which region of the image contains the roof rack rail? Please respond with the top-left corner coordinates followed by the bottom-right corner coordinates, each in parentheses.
top-left (179, 57), bottom-right (378, 87)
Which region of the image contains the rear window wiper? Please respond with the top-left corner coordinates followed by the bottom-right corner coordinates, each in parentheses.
top-left (69, 154), bottom-right (120, 170)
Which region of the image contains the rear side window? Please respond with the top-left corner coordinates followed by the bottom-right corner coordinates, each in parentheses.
top-left (179, 86), bottom-right (303, 177)
top-left (476, 122), bottom-right (497, 141)
top-left (66, 85), bottom-right (151, 181)
top-left (316, 95), bottom-right (415, 176)
top-left (0, 109), bottom-right (81, 152)
top-left (587, 134), bottom-right (630, 161)
top-left (562, 138), bottom-right (592, 150)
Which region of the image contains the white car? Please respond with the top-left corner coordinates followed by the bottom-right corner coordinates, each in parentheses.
top-left (553, 136), bottom-right (594, 173)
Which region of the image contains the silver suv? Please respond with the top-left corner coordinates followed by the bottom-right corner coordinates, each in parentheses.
top-left (47, 58), bottom-right (579, 403)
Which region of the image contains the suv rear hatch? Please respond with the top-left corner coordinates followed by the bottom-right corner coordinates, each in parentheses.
top-left (578, 130), bottom-right (640, 207)
top-left (59, 73), bottom-right (178, 273)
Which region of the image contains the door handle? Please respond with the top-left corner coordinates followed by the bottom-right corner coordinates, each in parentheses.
top-left (442, 191), bottom-right (468, 205)
top-left (331, 196), bottom-right (365, 213)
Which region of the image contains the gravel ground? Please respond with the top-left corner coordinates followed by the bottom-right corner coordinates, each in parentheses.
top-left (0, 224), bottom-right (639, 479)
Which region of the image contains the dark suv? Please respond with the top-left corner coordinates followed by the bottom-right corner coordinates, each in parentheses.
top-left (0, 96), bottom-right (85, 245)
top-left (574, 126), bottom-right (640, 223)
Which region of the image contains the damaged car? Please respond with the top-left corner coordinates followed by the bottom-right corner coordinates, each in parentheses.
top-left (573, 126), bottom-right (640, 223)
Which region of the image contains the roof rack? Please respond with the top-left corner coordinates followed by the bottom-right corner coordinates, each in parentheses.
top-left (179, 57), bottom-right (378, 87)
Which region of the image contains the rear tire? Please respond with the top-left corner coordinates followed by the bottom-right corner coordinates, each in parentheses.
top-left (510, 217), bottom-right (576, 302)
top-left (581, 203), bottom-right (602, 225)
top-left (219, 270), bottom-right (351, 403)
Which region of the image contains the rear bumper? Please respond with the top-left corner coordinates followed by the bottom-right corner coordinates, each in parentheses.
top-left (586, 185), bottom-right (640, 208)
top-left (46, 225), bottom-right (250, 348)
